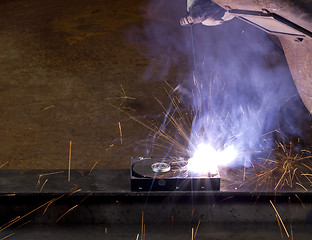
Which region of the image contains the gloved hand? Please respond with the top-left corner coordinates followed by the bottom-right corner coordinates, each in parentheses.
top-left (180, 0), bottom-right (234, 26)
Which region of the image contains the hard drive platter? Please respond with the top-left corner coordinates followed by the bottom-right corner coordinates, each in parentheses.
top-left (130, 157), bottom-right (220, 192)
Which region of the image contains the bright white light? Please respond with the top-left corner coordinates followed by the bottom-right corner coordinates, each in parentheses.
top-left (187, 143), bottom-right (237, 175)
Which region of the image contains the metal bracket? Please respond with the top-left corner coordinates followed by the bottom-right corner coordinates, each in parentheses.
top-left (228, 9), bottom-right (312, 41)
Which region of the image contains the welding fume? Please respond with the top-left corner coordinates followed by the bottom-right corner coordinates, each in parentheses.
top-left (176, 0), bottom-right (312, 175)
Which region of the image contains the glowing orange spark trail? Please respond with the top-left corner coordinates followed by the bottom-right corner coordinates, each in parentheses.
top-left (141, 211), bottom-right (144, 240)
top-left (0, 232), bottom-right (15, 240)
top-left (0, 161), bottom-right (9, 169)
top-left (190, 209), bottom-right (194, 222)
top-left (17, 220), bottom-right (32, 229)
top-left (295, 194), bottom-right (305, 208)
top-left (38, 171), bottom-right (64, 178)
top-left (39, 179), bottom-right (48, 192)
top-left (42, 195), bottom-right (64, 216)
top-left (68, 140), bottom-right (72, 182)
top-left (191, 227), bottom-right (194, 240)
top-left (118, 122), bottom-right (123, 144)
top-left (275, 213), bottom-right (283, 239)
top-left (42, 105), bottom-right (55, 111)
top-left (37, 171), bottom-right (64, 188)
top-left (296, 182), bottom-right (307, 191)
top-left (0, 196), bottom-right (63, 232)
top-left (194, 219), bottom-right (201, 239)
top-left (55, 205), bottom-right (78, 223)
top-left (67, 189), bottom-right (81, 198)
top-left (112, 85), bottom-right (194, 156)
top-left (143, 224), bottom-right (146, 240)
top-left (270, 200), bottom-right (289, 237)
top-left (42, 201), bottom-right (54, 216)
top-left (89, 161), bottom-right (98, 175)
top-left (79, 193), bottom-right (93, 204)
top-left (0, 217), bottom-right (20, 231)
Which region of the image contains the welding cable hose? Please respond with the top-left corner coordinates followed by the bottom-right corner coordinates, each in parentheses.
top-left (180, 0), bottom-right (234, 26)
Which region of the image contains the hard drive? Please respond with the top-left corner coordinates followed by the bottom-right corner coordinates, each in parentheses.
top-left (130, 157), bottom-right (220, 192)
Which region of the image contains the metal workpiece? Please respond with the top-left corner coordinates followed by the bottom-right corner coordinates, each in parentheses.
top-left (226, 9), bottom-right (312, 38)
top-left (1, 169), bottom-right (312, 239)
top-left (130, 157), bottom-right (220, 192)
top-left (1, 191), bottom-right (312, 225)
top-left (0, 169), bottom-right (312, 219)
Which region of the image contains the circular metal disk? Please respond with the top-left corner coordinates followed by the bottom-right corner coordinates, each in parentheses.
top-left (132, 158), bottom-right (188, 178)
top-left (132, 158), bottom-right (167, 178)
top-left (151, 162), bottom-right (171, 173)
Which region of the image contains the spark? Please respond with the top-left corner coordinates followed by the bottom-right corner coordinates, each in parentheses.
top-left (190, 209), bottom-right (194, 222)
top-left (295, 194), bottom-right (305, 208)
top-left (42, 105), bottom-right (55, 111)
top-left (36, 171), bottom-right (64, 188)
top-left (120, 106), bottom-right (136, 112)
top-left (220, 196), bottom-right (234, 202)
top-left (39, 179), bottom-right (48, 192)
top-left (67, 189), bottom-right (82, 198)
top-left (105, 84), bottom-right (135, 107)
top-left (275, 213), bottom-right (284, 239)
top-left (270, 200), bottom-right (289, 238)
top-left (194, 219), bottom-right (201, 239)
top-left (0, 233), bottom-right (15, 240)
top-left (55, 205), bottom-right (78, 223)
top-left (242, 140), bottom-right (312, 191)
top-left (120, 84), bottom-right (126, 95)
top-left (118, 122), bottom-right (123, 144)
top-left (290, 224), bottom-right (294, 240)
top-left (42, 201), bottom-right (54, 216)
top-left (113, 103), bottom-right (190, 156)
top-left (141, 211), bottom-right (144, 240)
top-left (106, 144), bottom-right (114, 151)
top-left (105, 96), bottom-right (135, 100)
top-left (79, 193), bottom-right (93, 204)
top-left (0, 194), bottom-right (15, 197)
top-left (42, 195), bottom-right (65, 216)
top-left (68, 140), bottom-right (72, 182)
top-left (0, 161), bottom-right (9, 169)
top-left (112, 82), bottom-right (198, 158)
top-left (0, 217), bottom-right (20, 231)
top-left (0, 196), bottom-right (64, 232)
top-left (17, 220), bottom-right (32, 229)
top-left (143, 224), bottom-right (146, 240)
top-left (89, 161), bottom-right (98, 175)
top-left (191, 227), bottom-right (194, 240)
top-left (243, 157), bottom-right (247, 181)
top-left (296, 182), bottom-right (307, 191)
